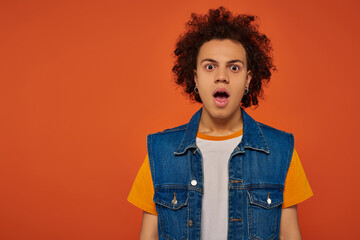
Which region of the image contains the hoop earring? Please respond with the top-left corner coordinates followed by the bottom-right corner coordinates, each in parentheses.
top-left (244, 87), bottom-right (249, 95)
top-left (194, 86), bottom-right (199, 94)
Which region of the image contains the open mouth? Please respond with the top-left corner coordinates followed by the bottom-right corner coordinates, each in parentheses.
top-left (213, 88), bottom-right (230, 107)
top-left (213, 91), bottom-right (229, 100)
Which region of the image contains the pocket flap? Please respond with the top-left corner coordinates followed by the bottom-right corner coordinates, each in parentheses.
top-left (247, 188), bottom-right (283, 209)
top-left (154, 187), bottom-right (188, 210)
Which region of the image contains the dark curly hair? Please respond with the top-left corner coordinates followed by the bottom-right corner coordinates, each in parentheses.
top-left (172, 6), bottom-right (276, 108)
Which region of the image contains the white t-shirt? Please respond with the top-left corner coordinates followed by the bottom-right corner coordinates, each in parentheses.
top-left (196, 132), bottom-right (243, 240)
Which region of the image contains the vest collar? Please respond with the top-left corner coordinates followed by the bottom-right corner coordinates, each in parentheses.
top-left (174, 107), bottom-right (270, 155)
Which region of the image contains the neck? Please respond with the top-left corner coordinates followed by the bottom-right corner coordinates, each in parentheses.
top-left (198, 106), bottom-right (243, 136)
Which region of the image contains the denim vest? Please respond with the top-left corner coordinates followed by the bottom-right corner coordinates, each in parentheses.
top-left (147, 107), bottom-right (294, 240)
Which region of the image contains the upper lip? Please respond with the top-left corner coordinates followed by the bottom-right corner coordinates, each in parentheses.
top-left (212, 87), bottom-right (230, 97)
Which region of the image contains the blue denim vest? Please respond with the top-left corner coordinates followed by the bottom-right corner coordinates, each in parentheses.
top-left (147, 107), bottom-right (294, 240)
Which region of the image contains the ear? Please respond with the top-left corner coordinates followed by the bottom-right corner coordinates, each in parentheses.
top-left (246, 70), bottom-right (252, 88)
top-left (193, 69), bottom-right (198, 85)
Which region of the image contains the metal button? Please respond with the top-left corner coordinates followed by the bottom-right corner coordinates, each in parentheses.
top-left (191, 180), bottom-right (197, 186)
top-left (267, 192), bottom-right (271, 204)
top-left (171, 192), bottom-right (178, 205)
top-left (189, 220), bottom-right (194, 227)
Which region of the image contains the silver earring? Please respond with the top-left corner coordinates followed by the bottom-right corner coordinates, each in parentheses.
top-left (194, 86), bottom-right (199, 94)
top-left (244, 87), bottom-right (249, 95)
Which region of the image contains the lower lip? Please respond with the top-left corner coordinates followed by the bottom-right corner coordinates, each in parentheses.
top-left (213, 97), bottom-right (229, 107)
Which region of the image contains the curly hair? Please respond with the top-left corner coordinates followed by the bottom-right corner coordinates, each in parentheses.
top-left (172, 6), bottom-right (276, 108)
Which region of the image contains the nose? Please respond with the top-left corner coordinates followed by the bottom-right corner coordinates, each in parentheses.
top-left (215, 66), bottom-right (229, 83)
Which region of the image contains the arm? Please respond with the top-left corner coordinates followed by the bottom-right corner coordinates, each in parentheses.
top-left (279, 205), bottom-right (302, 240)
top-left (139, 211), bottom-right (158, 240)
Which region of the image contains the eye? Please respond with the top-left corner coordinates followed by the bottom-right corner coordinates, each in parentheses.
top-left (230, 65), bottom-right (240, 72)
top-left (205, 64), bottom-right (215, 71)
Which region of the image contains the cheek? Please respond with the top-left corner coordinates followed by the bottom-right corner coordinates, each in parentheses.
top-left (195, 74), bottom-right (208, 88)
top-left (197, 85), bottom-right (211, 97)
top-left (197, 69), bottom-right (215, 80)
top-left (196, 83), bottom-right (212, 99)
top-left (231, 84), bottom-right (246, 98)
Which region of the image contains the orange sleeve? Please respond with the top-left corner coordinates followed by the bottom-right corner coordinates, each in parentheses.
top-left (282, 148), bottom-right (313, 208)
top-left (127, 154), bottom-right (157, 215)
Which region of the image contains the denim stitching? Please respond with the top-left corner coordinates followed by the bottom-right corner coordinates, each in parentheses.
top-left (247, 190), bottom-right (280, 240)
top-left (147, 134), bottom-right (157, 201)
top-left (151, 124), bottom-right (187, 135)
top-left (155, 190), bottom-right (188, 240)
top-left (243, 146), bottom-right (270, 154)
top-left (257, 121), bottom-right (293, 135)
top-left (284, 134), bottom-right (294, 182)
top-left (245, 184), bottom-right (284, 189)
top-left (186, 190), bottom-right (189, 240)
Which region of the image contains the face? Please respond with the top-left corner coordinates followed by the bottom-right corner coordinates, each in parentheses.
top-left (194, 39), bottom-right (252, 120)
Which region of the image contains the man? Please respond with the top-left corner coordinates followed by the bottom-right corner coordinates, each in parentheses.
top-left (128, 7), bottom-right (313, 240)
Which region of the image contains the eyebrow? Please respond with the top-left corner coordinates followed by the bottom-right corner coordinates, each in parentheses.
top-left (200, 58), bottom-right (245, 65)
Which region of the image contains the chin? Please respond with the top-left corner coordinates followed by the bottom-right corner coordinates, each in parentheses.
top-left (208, 103), bottom-right (241, 118)
top-left (208, 107), bottom-right (232, 120)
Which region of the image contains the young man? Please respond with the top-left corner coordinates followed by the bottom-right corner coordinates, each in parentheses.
top-left (128, 7), bottom-right (313, 240)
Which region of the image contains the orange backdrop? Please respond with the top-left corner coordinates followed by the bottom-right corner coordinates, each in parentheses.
top-left (1, 0), bottom-right (359, 239)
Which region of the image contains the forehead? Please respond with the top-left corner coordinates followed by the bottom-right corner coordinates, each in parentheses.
top-left (197, 39), bottom-right (247, 62)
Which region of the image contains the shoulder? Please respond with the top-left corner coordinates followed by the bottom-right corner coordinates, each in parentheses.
top-left (256, 121), bottom-right (294, 138)
top-left (148, 123), bottom-right (188, 136)
top-left (256, 121), bottom-right (292, 135)
top-left (254, 121), bottom-right (295, 156)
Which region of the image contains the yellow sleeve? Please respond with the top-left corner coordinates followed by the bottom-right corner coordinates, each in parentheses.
top-left (282, 148), bottom-right (313, 208)
top-left (127, 154), bottom-right (157, 215)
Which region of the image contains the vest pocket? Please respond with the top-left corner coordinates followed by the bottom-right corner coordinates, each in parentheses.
top-left (154, 186), bottom-right (188, 240)
top-left (247, 188), bottom-right (283, 240)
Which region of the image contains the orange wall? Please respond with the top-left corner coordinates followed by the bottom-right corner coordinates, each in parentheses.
top-left (1, 0), bottom-right (359, 239)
